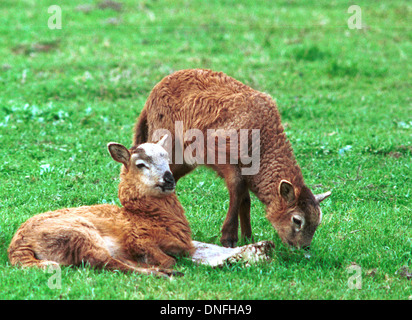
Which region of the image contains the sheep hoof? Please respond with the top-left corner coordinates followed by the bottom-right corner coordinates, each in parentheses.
top-left (169, 270), bottom-right (184, 277)
top-left (155, 268), bottom-right (184, 278)
top-left (220, 239), bottom-right (238, 248)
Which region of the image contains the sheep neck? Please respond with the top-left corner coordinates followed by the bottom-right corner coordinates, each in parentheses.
top-left (247, 130), bottom-right (305, 207)
top-left (117, 176), bottom-right (185, 219)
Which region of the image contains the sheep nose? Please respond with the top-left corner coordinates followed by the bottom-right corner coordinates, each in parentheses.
top-left (163, 171), bottom-right (175, 185)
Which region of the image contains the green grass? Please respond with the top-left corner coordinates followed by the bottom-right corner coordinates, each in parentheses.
top-left (0, 0), bottom-right (411, 300)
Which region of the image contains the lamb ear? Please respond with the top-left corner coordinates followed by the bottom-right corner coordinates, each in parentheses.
top-left (107, 142), bottom-right (131, 168)
top-left (157, 134), bottom-right (168, 148)
top-left (279, 180), bottom-right (296, 204)
top-left (315, 191), bottom-right (331, 203)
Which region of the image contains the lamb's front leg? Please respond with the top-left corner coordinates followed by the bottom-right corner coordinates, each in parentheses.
top-left (158, 235), bottom-right (195, 257)
top-left (218, 166), bottom-right (249, 248)
top-left (132, 241), bottom-right (176, 268)
top-left (145, 246), bottom-right (177, 268)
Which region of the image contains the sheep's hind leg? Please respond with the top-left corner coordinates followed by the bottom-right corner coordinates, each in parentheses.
top-left (38, 227), bottom-right (178, 278)
top-left (170, 163), bottom-right (195, 182)
top-left (7, 241), bottom-right (168, 276)
top-left (8, 247), bottom-right (60, 270)
top-left (72, 232), bottom-right (180, 278)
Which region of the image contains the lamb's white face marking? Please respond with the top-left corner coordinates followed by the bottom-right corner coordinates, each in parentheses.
top-left (131, 142), bottom-right (175, 195)
top-left (108, 136), bottom-right (174, 196)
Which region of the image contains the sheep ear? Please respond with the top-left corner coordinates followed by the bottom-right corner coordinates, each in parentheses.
top-left (315, 191), bottom-right (331, 203)
top-left (157, 134), bottom-right (168, 148)
top-left (279, 180), bottom-right (296, 204)
top-left (107, 143), bottom-right (130, 168)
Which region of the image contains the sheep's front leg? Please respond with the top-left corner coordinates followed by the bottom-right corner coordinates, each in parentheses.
top-left (158, 235), bottom-right (195, 257)
top-left (132, 241), bottom-right (176, 268)
top-left (83, 240), bottom-right (180, 277)
top-left (103, 258), bottom-right (181, 277)
top-left (144, 246), bottom-right (177, 268)
top-left (239, 191), bottom-right (253, 243)
top-left (219, 166), bottom-right (250, 248)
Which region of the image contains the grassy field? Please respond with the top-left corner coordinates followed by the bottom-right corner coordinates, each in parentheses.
top-left (0, 0), bottom-right (410, 300)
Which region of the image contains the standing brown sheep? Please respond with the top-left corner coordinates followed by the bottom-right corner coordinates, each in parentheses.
top-left (8, 136), bottom-right (194, 277)
top-left (134, 69), bottom-right (331, 248)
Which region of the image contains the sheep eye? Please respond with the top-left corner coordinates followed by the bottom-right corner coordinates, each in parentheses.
top-left (292, 215), bottom-right (303, 229)
top-left (136, 162), bottom-right (148, 169)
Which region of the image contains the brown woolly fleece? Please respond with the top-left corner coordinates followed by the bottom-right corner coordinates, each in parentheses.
top-left (8, 143), bottom-right (194, 278)
top-left (133, 69), bottom-right (331, 248)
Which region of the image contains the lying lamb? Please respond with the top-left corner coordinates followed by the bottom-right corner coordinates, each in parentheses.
top-left (8, 136), bottom-right (193, 277)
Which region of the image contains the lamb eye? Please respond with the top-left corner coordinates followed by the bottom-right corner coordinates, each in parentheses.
top-left (136, 163), bottom-right (148, 169)
top-left (292, 216), bottom-right (303, 229)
